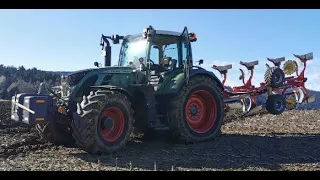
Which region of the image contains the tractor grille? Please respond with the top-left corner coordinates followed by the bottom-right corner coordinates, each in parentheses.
top-left (60, 70), bottom-right (92, 96)
top-left (67, 72), bottom-right (90, 87)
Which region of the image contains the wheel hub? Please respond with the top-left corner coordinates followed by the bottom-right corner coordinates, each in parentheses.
top-left (286, 96), bottom-right (296, 109)
top-left (184, 90), bottom-right (217, 134)
top-left (275, 74), bottom-right (282, 83)
top-left (189, 104), bottom-right (198, 116)
top-left (103, 117), bottom-right (114, 130)
top-left (275, 101), bottom-right (283, 111)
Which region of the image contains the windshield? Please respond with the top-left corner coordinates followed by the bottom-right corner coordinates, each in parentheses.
top-left (119, 37), bottom-right (148, 68)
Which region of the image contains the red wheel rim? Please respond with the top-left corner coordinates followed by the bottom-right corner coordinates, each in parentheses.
top-left (99, 107), bottom-right (125, 142)
top-left (185, 90), bottom-right (217, 134)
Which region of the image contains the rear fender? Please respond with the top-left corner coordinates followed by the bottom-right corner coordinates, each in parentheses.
top-left (161, 68), bottom-right (224, 94)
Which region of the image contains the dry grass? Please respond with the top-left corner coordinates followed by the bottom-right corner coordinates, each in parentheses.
top-left (1, 101), bottom-right (319, 171)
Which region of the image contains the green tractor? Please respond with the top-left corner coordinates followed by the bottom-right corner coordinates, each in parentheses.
top-left (11, 26), bottom-right (226, 154)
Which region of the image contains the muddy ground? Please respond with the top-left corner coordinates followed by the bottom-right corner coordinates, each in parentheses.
top-left (0, 101), bottom-right (319, 171)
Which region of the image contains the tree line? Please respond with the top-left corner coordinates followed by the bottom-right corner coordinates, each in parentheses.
top-left (0, 64), bottom-right (64, 99)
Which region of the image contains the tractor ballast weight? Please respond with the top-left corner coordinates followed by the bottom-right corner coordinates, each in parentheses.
top-left (10, 26), bottom-right (225, 154)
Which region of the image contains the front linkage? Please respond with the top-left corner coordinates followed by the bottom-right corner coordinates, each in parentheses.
top-left (11, 82), bottom-right (76, 145)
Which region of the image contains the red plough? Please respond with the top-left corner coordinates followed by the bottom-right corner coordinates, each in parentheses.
top-left (264, 52), bottom-right (316, 110)
top-left (212, 60), bottom-right (269, 116)
top-left (212, 52), bottom-right (316, 116)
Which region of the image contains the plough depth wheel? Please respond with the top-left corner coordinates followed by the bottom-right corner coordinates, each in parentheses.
top-left (266, 94), bottom-right (286, 115)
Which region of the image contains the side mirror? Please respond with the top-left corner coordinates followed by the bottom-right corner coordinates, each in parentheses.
top-left (199, 59), bottom-right (204, 65)
top-left (195, 59), bottom-right (204, 67)
top-left (94, 62), bottom-right (100, 67)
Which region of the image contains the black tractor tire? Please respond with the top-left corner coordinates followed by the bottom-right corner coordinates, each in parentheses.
top-left (71, 89), bottom-right (135, 155)
top-left (264, 67), bottom-right (285, 88)
top-left (266, 94), bottom-right (286, 115)
top-left (168, 75), bottom-right (224, 143)
top-left (36, 121), bottom-right (75, 146)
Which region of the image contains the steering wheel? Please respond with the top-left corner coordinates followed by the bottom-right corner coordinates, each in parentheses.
top-left (149, 59), bottom-right (167, 72)
top-left (149, 59), bottom-right (155, 66)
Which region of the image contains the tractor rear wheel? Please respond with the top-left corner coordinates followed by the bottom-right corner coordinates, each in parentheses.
top-left (71, 89), bottom-right (134, 155)
top-left (36, 121), bottom-right (74, 146)
top-left (266, 94), bottom-right (286, 115)
top-left (168, 75), bottom-right (224, 143)
top-left (264, 67), bottom-right (285, 88)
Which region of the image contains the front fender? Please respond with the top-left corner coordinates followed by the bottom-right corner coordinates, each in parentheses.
top-left (160, 68), bottom-right (224, 95)
top-left (91, 85), bottom-right (134, 101)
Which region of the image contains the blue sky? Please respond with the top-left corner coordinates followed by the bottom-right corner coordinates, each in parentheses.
top-left (0, 9), bottom-right (320, 90)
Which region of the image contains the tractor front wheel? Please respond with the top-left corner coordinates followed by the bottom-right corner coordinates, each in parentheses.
top-left (71, 90), bottom-right (134, 155)
top-left (168, 76), bottom-right (224, 143)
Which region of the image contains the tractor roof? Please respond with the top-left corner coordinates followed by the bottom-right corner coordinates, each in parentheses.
top-left (155, 30), bottom-right (181, 36)
top-left (126, 30), bottom-right (182, 40)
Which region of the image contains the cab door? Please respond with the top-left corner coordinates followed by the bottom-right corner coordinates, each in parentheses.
top-left (180, 27), bottom-right (192, 84)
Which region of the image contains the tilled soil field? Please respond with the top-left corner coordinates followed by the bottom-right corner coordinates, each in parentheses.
top-left (0, 100), bottom-right (319, 171)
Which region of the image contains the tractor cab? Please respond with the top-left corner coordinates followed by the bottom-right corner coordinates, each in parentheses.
top-left (99, 26), bottom-right (198, 87)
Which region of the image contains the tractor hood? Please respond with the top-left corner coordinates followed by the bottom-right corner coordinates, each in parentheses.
top-left (64, 66), bottom-right (134, 87)
top-left (60, 66), bottom-right (138, 100)
top-left (67, 66), bottom-right (134, 77)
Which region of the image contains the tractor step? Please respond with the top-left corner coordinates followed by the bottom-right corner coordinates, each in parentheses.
top-left (150, 116), bottom-right (166, 128)
top-left (153, 127), bottom-right (169, 131)
top-left (149, 120), bottom-right (169, 130)
top-left (144, 85), bottom-right (165, 128)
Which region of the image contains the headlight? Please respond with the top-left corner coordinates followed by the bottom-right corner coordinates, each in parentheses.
top-left (101, 50), bottom-right (106, 57)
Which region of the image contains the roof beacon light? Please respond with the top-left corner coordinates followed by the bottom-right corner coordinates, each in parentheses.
top-left (189, 33), bottom-right (197, 42)
top-left (142, 28), bottom-right (148, 38)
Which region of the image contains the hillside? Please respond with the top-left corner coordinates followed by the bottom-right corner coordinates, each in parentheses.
top-left (52, 71), bottom-right (72, 77)
top-left (0, 64), bottom-right (72, 100)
